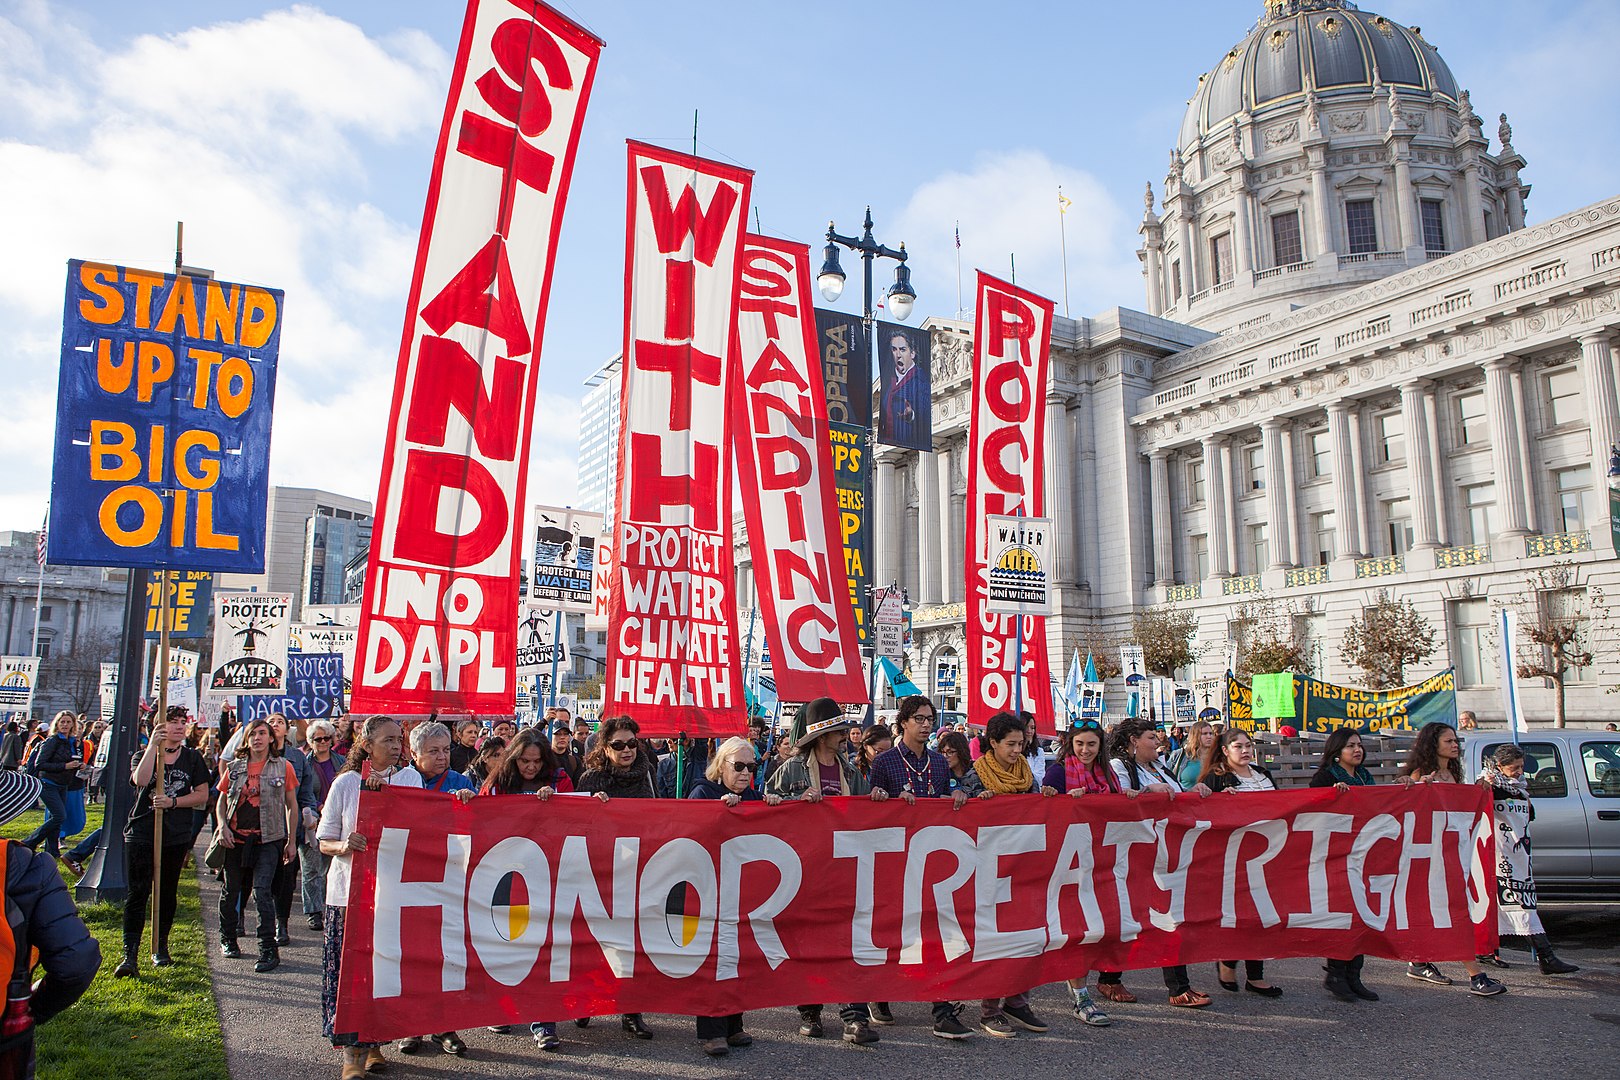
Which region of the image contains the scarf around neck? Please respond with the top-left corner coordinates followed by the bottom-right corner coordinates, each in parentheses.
top-left (1482, 761), bottom-right (1529, 800)
top-left (1065, 757), bottom-right (1116, 794)
top-left (973, 751), bottom-right (1034, 794)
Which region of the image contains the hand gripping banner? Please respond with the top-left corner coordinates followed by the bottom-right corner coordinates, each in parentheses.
top-left (966, 273), bottom-right (1055, 730)
top-left (334, 784), bottom-right (1496, 1041)
top-left (605, 143), bottom-right (753, 735)
top-left (351, 0), bottom-right (603, 714)
top-left (732, 235), bottom-right (865, 705)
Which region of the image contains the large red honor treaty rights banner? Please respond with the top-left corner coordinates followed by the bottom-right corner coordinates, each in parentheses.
top-left (605, 144), bottom-right (754, 736)
top-left (966, 274), bottom-right (1055, 730)
top-left (732, 235), bottom-right (866, 704)
top-left (352, 1), bottom-right (602, 713)
top-left (335, 785), bottom-right (1498, 1040)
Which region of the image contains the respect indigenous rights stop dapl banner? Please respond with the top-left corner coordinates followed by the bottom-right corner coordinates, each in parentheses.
top-left (334, 784), bottom-right (1496, 1041)
top-left (352, 0), bottom-right (603, 716)
top-left (48, 263), bottom-right (281, 572)
top-left (731, 235), bottom-right (865, 704)
top-left (1226, 670), bottom-right (1460, 733)
top-left (605, 144), bottom-right (752, 736)
top-left (966, 273), bottom-right (1054, 731)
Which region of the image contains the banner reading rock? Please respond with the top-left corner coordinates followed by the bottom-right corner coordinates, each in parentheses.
top-left (209, 592), bottom-right (292, 694)
top-left (335, 784), bottom-right (1495, 1041)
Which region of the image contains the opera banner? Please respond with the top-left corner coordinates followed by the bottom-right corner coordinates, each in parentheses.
top-left (731, 234), bottom-right (865, 703)
top-left (965, 273), bottom-right (1054, 730)
top-left (983, 514), bottom-right (1052, 616)
top-left (48, 261), bottom-right (282, 572)
top-left (605, 143), bottom-right (752, 736)
top-left (875, 321), bottom-right (931, 451)
top-left (1225, 670), bottom-right (1459, 733)
top-left (352, 0), bottom-right (603, 715)
top-left (814, 310), bottom-right (869, 428)
top-left (209, 591), bottom-right (292, 694)
top-left (530, 505), bottom-right (601, 611)
top-left (238, 652), bottom-right (344, 724)
top-left (829, 420), bottom-right (868, 645)
top-left (144, 570), bottom-right (213, 638)
top-left (334, 783), bottom-right (1496, 1040)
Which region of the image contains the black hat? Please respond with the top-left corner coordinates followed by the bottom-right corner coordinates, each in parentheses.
top-left (790, 697), bottom-right (853, 751)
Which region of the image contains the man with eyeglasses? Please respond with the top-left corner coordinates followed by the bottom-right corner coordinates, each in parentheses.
top-left (866, 694), bottom-right (974, 1039)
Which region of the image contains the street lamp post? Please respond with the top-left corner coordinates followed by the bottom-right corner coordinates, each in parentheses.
top-left (817, 209), bottom-right (917, 719)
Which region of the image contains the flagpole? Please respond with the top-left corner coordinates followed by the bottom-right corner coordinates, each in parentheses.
top-left (1058, 187), bottom-right (1071, 320)
top-left (954, 221), bottom-right (963, 319)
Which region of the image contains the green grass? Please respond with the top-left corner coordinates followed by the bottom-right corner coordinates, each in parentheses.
top-left (1, 803), bottom-right (228, 1080)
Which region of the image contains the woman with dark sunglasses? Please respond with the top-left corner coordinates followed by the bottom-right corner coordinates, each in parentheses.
top-left (576, 716), bottom-right (658, 1038)
top-left (686, 737), bottom-right (782, 1056)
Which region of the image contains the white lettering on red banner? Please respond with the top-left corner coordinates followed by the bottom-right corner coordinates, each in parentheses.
top-left (334, 784), bottom-right (1498, 1040)
top-left (732, 235), bottom-right (865, 704)
top-left (967, 273), bottom-right (1054, 730)
top-left (352, 1), bottom-right (603, 714)
top-left (606, 143), bottom-right (752, 735)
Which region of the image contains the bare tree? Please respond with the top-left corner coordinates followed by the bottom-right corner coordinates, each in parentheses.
top-left (1132, 606), bottom-right (1201, 677)
top-left (1339, 591), bottom-right (1436, 689)
top-left (41, 628), bottom-right (121, 717)
top-left (1070, 626), bottom-right (1123, 680)
top-left (1515, 562), bottom-right (1609, 729)
top-left (1233, 594), bottom-right (1316, 679)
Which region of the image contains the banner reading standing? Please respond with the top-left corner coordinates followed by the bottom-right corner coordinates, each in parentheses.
top-left (732, 235), bottom-right (865, 704)
top-left (965, 273), bottom-right (1054, 730)
top-left (352, 0), bottom-right (603, 715)
top-left (605, 143), bottom-right (752, 736)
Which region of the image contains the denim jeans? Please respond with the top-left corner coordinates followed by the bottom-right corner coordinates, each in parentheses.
top-left (65, 827), bottom-right (102, 862)
top-left (221, 838), bottom-right (282, 946)
top-left (22, 782), bottom-right (66, 857)
top-left (301, 836), bottom-right (331, 915)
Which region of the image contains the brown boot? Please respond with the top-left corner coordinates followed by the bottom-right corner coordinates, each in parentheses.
top-left (340, 1048), bottom-right (366, 1080)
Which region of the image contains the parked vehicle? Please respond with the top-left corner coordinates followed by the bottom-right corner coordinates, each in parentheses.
top-left (1463, 728), bottom-right (1620, 901)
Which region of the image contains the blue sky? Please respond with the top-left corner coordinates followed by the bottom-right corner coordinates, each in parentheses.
top-left (2, 0), bottom-right (1617, 526)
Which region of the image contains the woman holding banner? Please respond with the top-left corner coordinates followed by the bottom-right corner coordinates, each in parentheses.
top-left (1201, 729), bottom-right (1283, 998)
top-left (688, 737), bottom-right (782, 1056)
top-left (214, 717), bottom-right (298, 974)
top-left (317, 717), bottom-right (422, 1079)
top-left (1041, 721), bottom-right (1117, 1026)
top-left (1310, 728), bottom-right (1379, 1001)
top-left (959, 712), bottom-right (1057, 1037)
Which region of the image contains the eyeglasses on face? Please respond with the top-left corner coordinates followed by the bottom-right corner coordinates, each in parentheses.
top-left (910, 713), bottom-right (936, 724)
top-left (607, 738), bottom-right (639, 752)
top-left (731, 760), bottom-right (759, 773)
top-left (311, 737), bottom-right (333, 743)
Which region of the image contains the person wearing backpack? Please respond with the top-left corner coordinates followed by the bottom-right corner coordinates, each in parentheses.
top-left (0, 768), bottom-right (100, 1077)
top-left (21, 714), bottom-right (87, 860)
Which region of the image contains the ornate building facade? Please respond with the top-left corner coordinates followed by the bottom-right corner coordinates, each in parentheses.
top-left (738, 0), bottom-right (1620, 722)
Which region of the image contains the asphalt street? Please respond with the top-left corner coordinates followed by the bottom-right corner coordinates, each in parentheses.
top-left (197, 849), bottom-right (1618, 1080)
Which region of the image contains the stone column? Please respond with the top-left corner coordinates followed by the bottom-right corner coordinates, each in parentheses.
top-left (1177, 212), bottom-right (1196, 300)
top-left (875, 454), bottom-right (901, 590)
top-left (1423, 386), bottom-right (1449, 546)
top-left (1581, 333), bottom-right (1620, 538)
top-left (918, 452), bottom-right (941, 605)
top-left (1149, 449), bottom-right (1174, 585)
top-left (1326, 401), bottom-right (1361, 561)
top-left (1260, 419), bottom-right (1290, 567)
top-left (1202, 435), bottom-right (1230, 577)
top-left (1459, 158), bottom-right (1487, 248)
top-left (1231, 182), bottom-right (1254, 276)
top-left (1399, 380), bottom-right (1440, 548)
top-left (1512, 365), bottom-right (1538, 534)
top-left (1220, 438), bottom-right (1240, 573)
top-left (1391, 144), bottom-right (1420, 255)
top-left (1348, 409), bottom-right (1372, 556)
top-left (935, 445), bottom-right (954, 602)
top-left (1045, 391), bottom-right (1074, 585)
top-left (948, 491), bottom-right (967, 602)
top-left (1483, 357), bottom-right (1532, 535)
top-left (1143, 242), bottom-right (1164, 317)
top-left (1071, 396), bottom-right (1097, 589)
top-left (1308, 147), bottom-right (1334, 260)
top-left (1281, 423), bottom-right (1302, 567)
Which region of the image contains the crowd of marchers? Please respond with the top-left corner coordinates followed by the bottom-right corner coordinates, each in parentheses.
top-left (7, 693), bottom-right (1589, 1080)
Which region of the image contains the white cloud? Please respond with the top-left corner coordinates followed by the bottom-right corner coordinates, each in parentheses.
top-left (891, 150), bottom-right (1143, 322)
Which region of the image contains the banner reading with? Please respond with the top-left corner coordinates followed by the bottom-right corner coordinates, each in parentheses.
top-left (1225, 670), bottom-right (1458, 732)
top-left (966, 273), bottom-right (1054, 730)
top-left (875, 320), bottom-right (932, 451)
top-left (144, 570), bottom-right (214, 638)
top-left (48, 262), bottom-right (282, 572)
top-left (238, 652), bottom-right (344, 724)
top-left (530, 506), bottom-right (601, 611)
top-left (605, 143), bottom-right (752, 736)
top-left (209, 592), bottom-right (292, 694)
top-left (732, 235), bottom-right (865, 704)
top-left (0, 657), bottom-right (40, 714)
top-left (352, 0), bottom-right (603, 715)
top-left (334, 783), bottom-right (1495, 1041)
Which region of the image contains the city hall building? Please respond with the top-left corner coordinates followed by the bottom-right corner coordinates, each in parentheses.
top-left (732, 0), bottom-right (1620, 723)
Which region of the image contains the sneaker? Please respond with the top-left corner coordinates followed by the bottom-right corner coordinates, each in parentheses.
top-left (1406, 963), bottom-right (1452, 986)
top-left (534, 1031), bottom-right (560, 1052)
top-left (869, 1002), bottom-right (895, 1025)
top-left (979, 1016), bottom-right (1018, 1038)
top-left (1071, 989), bottom-right (1111, 1027)
top-left (307, 913), bottom-right (324, 932)
top-left (220, 938), bottom-right (242, 959)
top-left (486, 1025), bottom-right (512, 1035)
top-left (798, 1017), bottom-right (823, 1038)
top-left (842, 1020), bottom-right (879, 1045)
top-left (397, 1036), bottom-right (423, 1055)
top-left (62, 856), bottom-right (84, 877)
top-left (932, 1014), bottom-right (973, 1040)
top-left (1469, 973), bottom-right (1507, 997)
top-left (1001, 1003), bottom-right (1048, 1033)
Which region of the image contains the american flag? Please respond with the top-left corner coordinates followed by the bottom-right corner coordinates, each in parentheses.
top-left (955, 223), bottom-right (961, 249)
top-left (36, 509), bottom-right (47, 568)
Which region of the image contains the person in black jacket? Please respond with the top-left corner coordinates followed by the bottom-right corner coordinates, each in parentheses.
top-left (22, 713), bottom-right (87, 859)
top-left (655, 735), bottom-right (707, 799)
top-left (1309, 727), bottom-right (1380, 1002)
top-left (0, 722), bottom-right (22, 772)
top-left (0, 769), bottom-right (100, 1075)
top-left (1200, 728), bottom-right (1282, 999)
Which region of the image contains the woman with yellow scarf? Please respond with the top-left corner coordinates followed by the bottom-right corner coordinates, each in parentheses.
top-left (958, 711), bottom-right (1058, 1037)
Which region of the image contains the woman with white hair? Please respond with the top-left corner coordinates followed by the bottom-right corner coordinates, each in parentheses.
top-left (686, 736), bottom-right (781, 1056)
top-left (301, 719), bottom-right (341, 932)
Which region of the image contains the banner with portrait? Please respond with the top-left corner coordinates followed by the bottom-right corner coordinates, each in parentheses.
top-left (875, 320), bottom-right (931, 451)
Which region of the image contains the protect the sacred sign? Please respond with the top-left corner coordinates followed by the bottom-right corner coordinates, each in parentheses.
top-left (209, 591), bottom-right (292, 694)
top-left (983, 515), bottom-right (1052, 615)
top-left (48, 261), bottom-right (282, 572)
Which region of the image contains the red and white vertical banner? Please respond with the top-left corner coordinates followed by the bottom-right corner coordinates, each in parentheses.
top-left (606, 143), bottom-right (753, 736)
top-left (732, 235), bottom-right (866, 704)
top-left (966, 272), bottom-right (1055, 732)
top-left (351, 1), bottom-right (602, 714)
